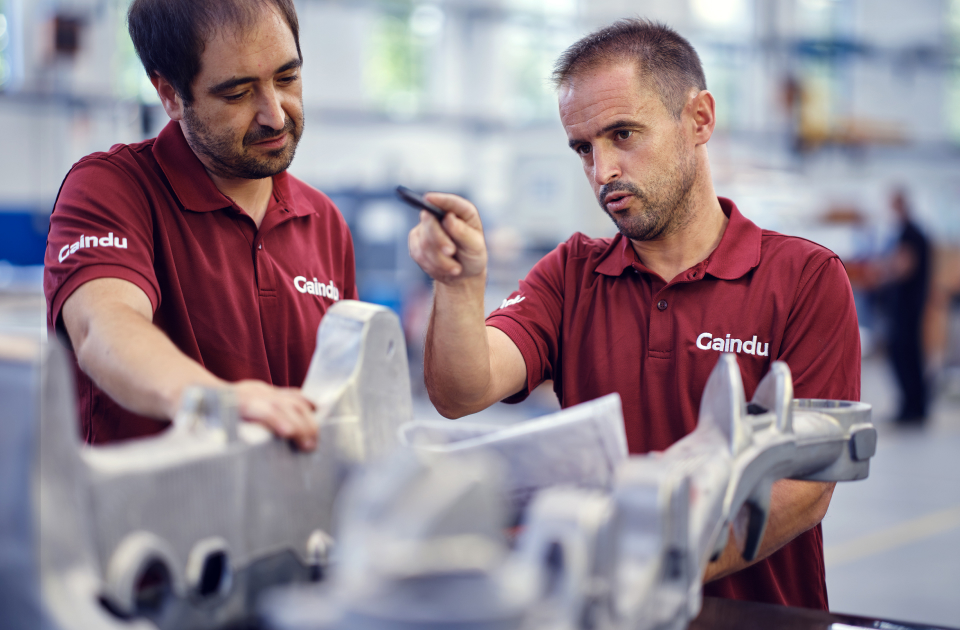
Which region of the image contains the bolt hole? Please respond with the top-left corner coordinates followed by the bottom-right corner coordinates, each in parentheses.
top-left (543, 541), bottom-right (565, 596)
top-left (134, 558), bottom-right (172, 614)
top-left (197, 551), bottom-right (229, 597)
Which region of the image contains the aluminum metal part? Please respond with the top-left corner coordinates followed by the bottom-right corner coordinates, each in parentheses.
top-left (11, 301), bottom-right (410, 630)
top-left (7, 307), bottom-right (876, 630)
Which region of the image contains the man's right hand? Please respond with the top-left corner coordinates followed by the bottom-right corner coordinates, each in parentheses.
top-left (405, 192), bottom-right (527, 418)
top-left (62, 277), bottom-right (319, 451)
top-left (230, 380), bottom-right (317, 450)
top-left (407, 192), bottom-right (488, 284)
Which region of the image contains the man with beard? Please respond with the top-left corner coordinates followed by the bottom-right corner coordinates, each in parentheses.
top-left (43, 0), bottom-right (356, 450)
top-left (408, 20), bottom-right (860, 608)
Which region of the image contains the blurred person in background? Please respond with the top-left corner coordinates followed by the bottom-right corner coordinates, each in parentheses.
top-left (42, 0), bottom-right (357, 450)
top-left (408, 19), bottom-right (860, 610)
top-left (882, 189), bottom-right (931, 425)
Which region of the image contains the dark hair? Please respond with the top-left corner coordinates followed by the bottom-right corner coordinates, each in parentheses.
top-left (128, 0), bottom-right (301, 105)
top-left (553, 19), bottom-right (706, 119)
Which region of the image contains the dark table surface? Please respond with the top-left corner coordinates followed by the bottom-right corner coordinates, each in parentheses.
top-left (691, 596), bottom-right (958, 630)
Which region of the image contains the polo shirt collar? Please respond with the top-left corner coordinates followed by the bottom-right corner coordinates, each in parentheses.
top-left (154, 121), bottom-right (234, 213)
top-left (594, 197), bottom-right (762, 281)
top-left (271, 170), bottom-right (314, 218)
top-left (153, 121), bottom-right (314, 218)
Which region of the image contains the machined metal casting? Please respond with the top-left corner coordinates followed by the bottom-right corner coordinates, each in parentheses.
top-left (261, 356), bottom-right (876, 630)
top-left (0, 300), bottom-right (876, 630)
top-left (3, 301), bottom-right (410, 630)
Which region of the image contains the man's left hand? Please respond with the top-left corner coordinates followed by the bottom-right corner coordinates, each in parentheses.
top-left (704, 478), bottom-right (835, 582)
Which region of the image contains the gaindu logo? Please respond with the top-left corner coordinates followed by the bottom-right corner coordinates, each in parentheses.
top-left (58, 232), bottom-right (128, 263)
top-left (294, 276), bottom-right (340, 301)
top-left (695, 332), bottom-right (769, 357)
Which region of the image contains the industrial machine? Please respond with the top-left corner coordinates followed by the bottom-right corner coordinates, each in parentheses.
top-left (1, 300), bottom-right (879, 630)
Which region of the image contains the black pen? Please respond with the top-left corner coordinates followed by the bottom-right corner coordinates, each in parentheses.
top-left (395, 185), bottom-right (447, 221)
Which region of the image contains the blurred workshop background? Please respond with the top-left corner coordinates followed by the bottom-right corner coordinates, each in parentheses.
top-left (0, 0), bottom-right (958, 626)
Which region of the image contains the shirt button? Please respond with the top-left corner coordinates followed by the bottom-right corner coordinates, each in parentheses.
top-left (657, 299), bottom-right (668, 311)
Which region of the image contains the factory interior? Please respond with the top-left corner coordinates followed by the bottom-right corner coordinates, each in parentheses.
top-left (1, 0), bottom-right (959, 628)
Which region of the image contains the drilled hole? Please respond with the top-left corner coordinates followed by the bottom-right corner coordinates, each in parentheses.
top-left (198, 551), bottom-right (228, 597)
top-left (134, 559), bottom-right (172, 614)
top-left (543, 541), bottom-right (565, 596)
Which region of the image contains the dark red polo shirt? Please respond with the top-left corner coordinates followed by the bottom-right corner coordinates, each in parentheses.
top-left (486, 197), bottom-right (860, 610)
top-left (44, 121), bottom-right (357, 443)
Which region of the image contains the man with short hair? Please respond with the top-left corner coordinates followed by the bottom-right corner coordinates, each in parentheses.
top-left (408, 19), bottom-right (860, 609)
top-left (43, 0), bottom-right (357, 450)
top-left (883, 189), bottom-right (930, 425)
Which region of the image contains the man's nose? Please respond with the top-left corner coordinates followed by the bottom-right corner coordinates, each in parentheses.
top-left (256, 85), bottom-right (286, 131)
top-left (592, 147), bottom-right (621, 186)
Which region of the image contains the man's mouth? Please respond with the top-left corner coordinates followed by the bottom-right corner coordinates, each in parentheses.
top-left (251, 133), bottom-right (288, 149)
top-left (604, 191), bottom-right (633, 213)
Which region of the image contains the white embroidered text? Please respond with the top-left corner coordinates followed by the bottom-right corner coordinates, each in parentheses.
top-left (695, 332), bottom-right (769, 357)
top-left (58, 232), bottom-right (128, 263)
top-left (294, 276), bottom-right (340, 301)
top-left (498, 295), bottom-right (525, 310)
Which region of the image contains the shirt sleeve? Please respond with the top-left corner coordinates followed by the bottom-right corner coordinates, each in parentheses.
top-left (485, 237), bottom-right (573, 403)
top-left (340, 213), bottom-right (359, 301)
top-left (777, 255), bottom-right (861, 402)
top-left (43, 155), bottom-right (160, 336)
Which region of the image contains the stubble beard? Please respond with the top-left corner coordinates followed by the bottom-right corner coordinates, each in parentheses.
top-left (182, 105), bottom-right (304, 180)
top-left (598, 139), bottom-right (698, 242)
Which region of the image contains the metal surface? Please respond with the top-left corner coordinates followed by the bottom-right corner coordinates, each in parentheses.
top-left (3, 300), bottom-right (410, 630)
top-left (515, 356), bottom-right (877, 630)
top-left (260, 355), bottom-right (878, 630)
top-left (2, 297), bottom-right (885, 630)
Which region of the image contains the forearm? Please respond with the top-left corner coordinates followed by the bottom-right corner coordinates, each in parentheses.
top-left (410, 192), bottom-right (526, 417)
top-left (424, 274), bottom-right (496, 417)
top-left (72, 301), bottom-right (223, 420)
top-left (63, 277), bottom-right (318, 448)
top-left (703, 478), bottom-right (835, 583)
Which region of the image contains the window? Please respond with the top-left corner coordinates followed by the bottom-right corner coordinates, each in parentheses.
top-left (113, 0), bottom-right (158, 103)
top-left (948, 0), bottom-right (960, 143)
top-left (364, 2), bottom-right (433, 116)
top-left (0, 0), bottom-right (10, 90)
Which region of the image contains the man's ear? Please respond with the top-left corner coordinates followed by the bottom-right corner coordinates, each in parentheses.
top-left (150, 74), bottom-right (186, 121)
top-left (687, 89), bottom-right (716, 146)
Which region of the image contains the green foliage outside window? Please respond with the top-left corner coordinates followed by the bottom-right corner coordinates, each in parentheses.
top-left (503, 22), bottom-right (572, 122)
top-left (363, 0), bottom-right (576, 121)
top-left (365, 2), bottom-right (429, 116)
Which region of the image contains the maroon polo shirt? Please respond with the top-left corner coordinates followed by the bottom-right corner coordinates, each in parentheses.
top-left (44, 121), bottom-right (357, 443)
top-left (486, 197), bottom-right (860, 610)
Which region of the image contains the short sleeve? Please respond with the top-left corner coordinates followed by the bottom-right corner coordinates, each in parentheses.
top-left (340, 214), bottom-right (359, 301)
top-left (485, 238), bottom-right (571, 402)
top-left (44, 156), bottom-right (160, 334)
top-left (778, 256), bottom-right (861, 401)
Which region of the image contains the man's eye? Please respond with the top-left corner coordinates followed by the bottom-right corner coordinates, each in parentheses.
top-left (222, 92), bottom-right (246, 102)
top-left (615, 130), bottom-right (633, 140)
top-left (278, 74), bottom-right (299, 85)
top-left (576, 144), bottom-right (592, 156)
